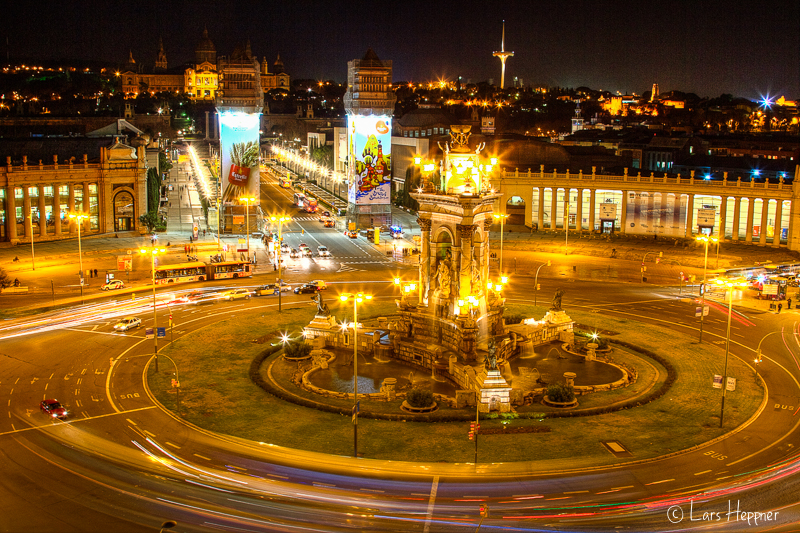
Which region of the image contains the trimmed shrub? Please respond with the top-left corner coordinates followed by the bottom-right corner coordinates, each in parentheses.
top-left (406, 388), bottom-right (434, 408)
top-left (504, 314), bottom-right (524, 325)
top-left (546, 383), bottom-right (575, 402)
top-left (284, 342), bottom-right (311, 359)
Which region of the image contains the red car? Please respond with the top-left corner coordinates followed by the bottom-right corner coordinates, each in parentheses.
top-left (40, 399), bottom-right (68, 419)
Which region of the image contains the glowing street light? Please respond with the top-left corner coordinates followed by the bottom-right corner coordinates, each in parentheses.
top-left (140, 246), bottom-right (167, 372)
top-left (68, 212), bottom-right (89, 286)
top-left (534, 260), bottom-right (551, 306)
top-left (714, 278), bottom-right (746, 428)
top-left (696, 234), bottom-right (718, 343)
top-left (339, 292), bottom-right (372, 457)
top-left (270, 215), bottom-right (291, 312)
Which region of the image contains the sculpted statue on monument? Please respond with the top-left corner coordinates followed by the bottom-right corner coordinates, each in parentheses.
top-left (551, 288), bottom-right (565, 311)
top-left (313, 291), bottom-right (330, 317)
top-left (434, 248), bottom-right (452, 298)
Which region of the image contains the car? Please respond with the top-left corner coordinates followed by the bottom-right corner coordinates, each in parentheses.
top-left (318, 246), bottom-right (331, 258)
top-left (347, 230), bottom-right (357, 239)
top-left (101, 279), bottom-right (125, 291)
top-left (256, 281), bottom-right (292, 296)
top-left (289, 248), bottom-right (300, 258)
top-left (311, 280), bottom-right (327, 290)
top-left (321, 210), bottom-right (331, 218)
top-left (323, 219), bottom-right (335, 228)
top-left (222, 288), bottom-right (251, 301)
top-left (114, 317), bottom-right (142, 331)
top-left (294, 283), bottom-right (319, 294)
top-left (40, 399), bottom-right (68, 419)
top-left (298, 243), bottom-right (309, 250)
top-left (280, 243), bottom-right (290, 253)
top-left (302, 248), bottom-right (312, 257)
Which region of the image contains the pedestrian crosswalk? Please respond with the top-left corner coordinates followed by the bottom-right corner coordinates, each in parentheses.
top-left (337, 264), bottom-right (364, 273)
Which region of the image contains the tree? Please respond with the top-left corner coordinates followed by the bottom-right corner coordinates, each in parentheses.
top-left (139, 211), bottom-right (158, 233)
top-left (146, 167), bottom-right (160, 214)
top-left (158, 151), bottom-right (173, 174)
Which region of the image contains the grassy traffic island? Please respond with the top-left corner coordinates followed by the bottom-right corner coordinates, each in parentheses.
top-left (146, 301), bottom-right (764, 467)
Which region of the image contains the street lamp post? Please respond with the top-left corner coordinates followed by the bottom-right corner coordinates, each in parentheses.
top-left (754, 330), bottom-right (782, 383)
top-left (240, 196), bottom-right (257, 261)
top-left (140, 246), bottom-right (166, 372)
top-left (640, 251), bottom-right (663, 283)
top-left (68, 212), bottom-right (89, 294)
top-left (534, 260), bottom-right (551, 306)
top-left (271, 215), bottom-right (291, 311)
top-left (339, 292), bottom-right (372, 458)
top-left (494, 213), bottom-right (509, 276)
top-left (697, 235), bottom-right (718, 343)
top-left (715, 278), bottom-right (745, 428)
top-left (29, 208), bottom-right (36, 270)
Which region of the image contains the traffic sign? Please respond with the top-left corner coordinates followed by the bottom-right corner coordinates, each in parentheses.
top-left (157, 327), bottom-right (166, 338)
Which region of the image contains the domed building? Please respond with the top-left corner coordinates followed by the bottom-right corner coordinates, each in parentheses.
top-left (195, 26), bottom-right (216, 65)
top-left (120, 27), bottom-right (288, 101)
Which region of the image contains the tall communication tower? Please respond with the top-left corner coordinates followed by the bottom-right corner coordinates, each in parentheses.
top-left (492, 21), bottom-right (514, 89)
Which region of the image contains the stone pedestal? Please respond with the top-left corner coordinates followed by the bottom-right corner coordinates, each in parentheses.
top-left (564, 371), bottom-right (576, 388)
top-left (478, 369), bottom-right (512, 413)
top-left (586, 342), bottom-right (598, 361)
top-left (544, 310), bottom-right (572, 325)
top-left (381, 377), bottom-right (397, 401)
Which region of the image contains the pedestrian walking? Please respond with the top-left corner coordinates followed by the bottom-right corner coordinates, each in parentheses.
top-left (778, 303), bottom-right (783, 314)
top-left (93, 268), bottom-right (98, 278)
top-left (788, 298), bottom-right (793, 310)
top-left (88, 269), bottom-right (92, 278)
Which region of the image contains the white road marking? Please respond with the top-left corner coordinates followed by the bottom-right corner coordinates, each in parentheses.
top-left (423, 476), bottom-right (439, 533)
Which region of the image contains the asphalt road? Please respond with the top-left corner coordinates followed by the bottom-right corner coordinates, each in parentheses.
top-left (2, 269), bottom-right (800, 531)
top-left (1, 159), bottom-right (799, 531)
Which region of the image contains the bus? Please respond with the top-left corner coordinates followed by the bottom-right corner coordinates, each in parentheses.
top-left (154, 262), bottom-right (208, 285)
top-left (279, 176), bottom-right (291, 188)
top-left (304, 197), bottom-right (318, 213)
top-left (206, 261), bottom-right (253, 280)
top-left (293, 192), bottom-right (306, 208)
top-left (153, 261), bottom-right (253, 284)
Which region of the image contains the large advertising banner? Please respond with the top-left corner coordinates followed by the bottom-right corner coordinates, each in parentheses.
top-left (219, 112), bottom-right (261, 205)
top-left (348, 115), bottom-right (392, 205)
top-left (626, 192), bottom-right (687, 236)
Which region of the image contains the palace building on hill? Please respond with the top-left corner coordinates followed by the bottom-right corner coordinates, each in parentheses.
top-left (120, 28), bottom-right (289, 101)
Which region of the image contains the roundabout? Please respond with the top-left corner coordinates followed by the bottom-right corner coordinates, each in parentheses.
top-left (147, 300), bottom-right (764, 466)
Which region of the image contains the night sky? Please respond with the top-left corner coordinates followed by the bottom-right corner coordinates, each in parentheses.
top-left (2, 0), bottom-right (798, 99)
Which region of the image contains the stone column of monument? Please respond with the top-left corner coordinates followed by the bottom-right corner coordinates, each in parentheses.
top-left (457, 223), bottom-right (474, 300)
top-left (418, 217), bottom-right (432, 305)
top-left (483, 218), bottom-right (492, 289)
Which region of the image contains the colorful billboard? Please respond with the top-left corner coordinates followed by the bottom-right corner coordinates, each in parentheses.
top-left (219, 112), bottom-right (261, 205)
top-left (347, 115), bottom-right (392, 205)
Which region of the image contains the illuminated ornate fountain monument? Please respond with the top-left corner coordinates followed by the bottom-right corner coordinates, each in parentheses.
top-left (303, 126), bottom-right (585, 413)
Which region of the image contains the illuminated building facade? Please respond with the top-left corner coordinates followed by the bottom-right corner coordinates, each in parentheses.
top-left (120, 29), bottom-right (289, 101)
top-left (495, 164), bottom-right (800, 249)
top-left (0, 139), bottom-right (148, 243)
